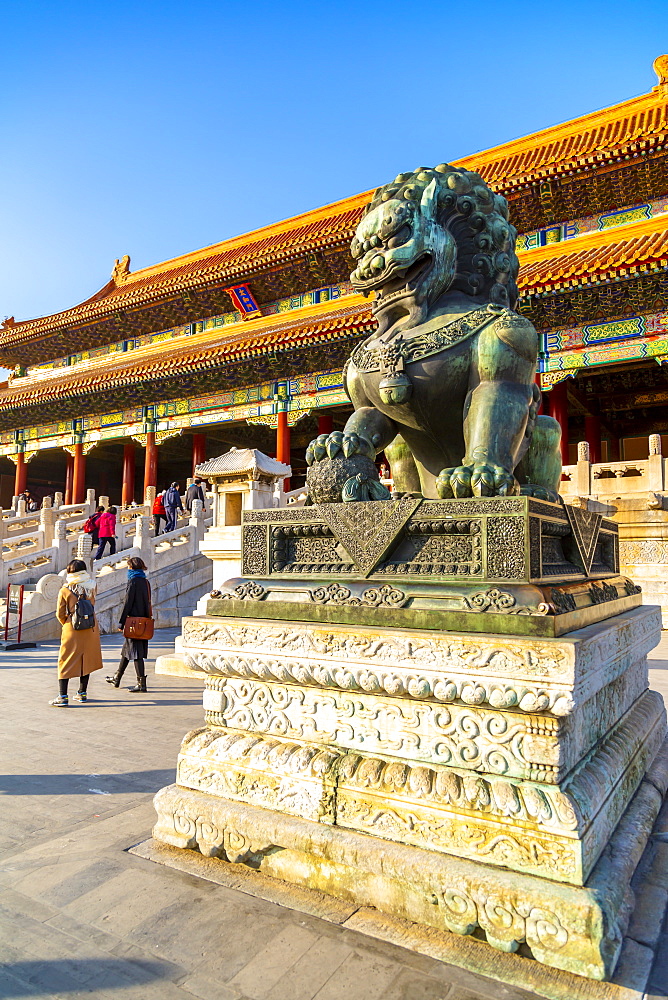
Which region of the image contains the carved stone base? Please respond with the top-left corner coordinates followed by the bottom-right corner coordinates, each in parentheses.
top-left (154, 599), bottom-right (665, 979)
top-left (175, 688), bottom-right (666, 885)
top-left (154, 731), bottom-right (668, 981)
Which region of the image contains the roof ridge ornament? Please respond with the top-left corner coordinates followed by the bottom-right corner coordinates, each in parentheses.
top-left (111, 254), bottom-right (131, 284)
top-left (653, 55), bottom-right (668, 93)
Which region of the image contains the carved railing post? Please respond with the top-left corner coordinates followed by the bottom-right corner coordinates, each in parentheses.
top-left (53, 491), bottom-right (63, 510)
top-left (648, 433), bottom-right (664, 491)
top-left (54, 519), bottom-right (69, 572)
top-left (576, 441), bottom-right (591, 495)
top-left (16, 498), bottom-right (27, 518)
top-left (145, 485), bottom-right (156, 509)
top-left (77, 532), bottom-right (93, 565)
top-left (42, 495), bottom-right (52, 509)
top-left (134, 514), bottom-right (152, 569)
top-left (99, 495), bottom-right (110, 511)
top-left (85, 489), bottom-right (96, 514)
top-left (189, 498), bottom-right (205, 543)
top-left (39, 505), bottom-right (56, 548)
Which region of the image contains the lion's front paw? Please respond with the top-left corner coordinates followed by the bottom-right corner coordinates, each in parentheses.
top-left (305, 431), bottom-right (374, 466)
top-left (436, 464), bottom-right (519, 499)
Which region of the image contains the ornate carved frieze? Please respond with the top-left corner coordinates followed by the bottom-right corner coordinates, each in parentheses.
top-left (240, 497), bottom-right (620, 589)
top-left (214, 581), bottom-right (267, 601)
top-left (310, 582), bottom-right (408, 608)
top-left (241, 524), bottom-right (269, 575)
top-left (201, 676), bottom-right (565, 781)
top-left (317, 496), bottom-right (421, 575)
top-left (199, 664), bottom-right (649, 784)
top-left (182, 607), bottom-right (660, 710)
top-left (486, 516), bottom-right (527, 579)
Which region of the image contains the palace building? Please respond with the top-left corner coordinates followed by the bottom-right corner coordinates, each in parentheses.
top-left (1, 57), bottom-right (667, 508)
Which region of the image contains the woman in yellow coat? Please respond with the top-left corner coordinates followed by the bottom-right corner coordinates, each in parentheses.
top-left (50, 559), bottom-right (103, 706)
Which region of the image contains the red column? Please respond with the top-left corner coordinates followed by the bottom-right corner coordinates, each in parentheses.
top-left (72, 443), bottom-right (86, 504)
top-left (276, 410), bottom-right (291, 492)
top-left (192, 433), bottom-right (207, 475)
top-left (14, 452), bottom-right (27, 497)
top-left (317, 411), bottom-right (333, 436)
top-left (144, 432), bottom-right (158, 496)
top-left (548, 382), bottom-right (570, 466)
top-left (64, 453), bottom-right (74, 504)
top-left (584, 414), bottom-right (602, 464)
top-left (122, 440), bottom-right (136, 506)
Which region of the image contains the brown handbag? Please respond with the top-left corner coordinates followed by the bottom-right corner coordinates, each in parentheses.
top-left (122, 581), bottom-right (154, 641)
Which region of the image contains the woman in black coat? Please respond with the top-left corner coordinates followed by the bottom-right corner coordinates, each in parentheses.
top-left (106, 556), bottom-right (151, 692)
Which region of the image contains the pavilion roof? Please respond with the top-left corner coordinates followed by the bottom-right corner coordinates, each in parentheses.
top-left (196, 448), bottom-right (290, 480)
top-left (2, 63), bottom-right (666, 357)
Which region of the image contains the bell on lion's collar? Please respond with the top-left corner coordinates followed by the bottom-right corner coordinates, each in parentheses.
top-left (378, 372), bottom-right (412, 405)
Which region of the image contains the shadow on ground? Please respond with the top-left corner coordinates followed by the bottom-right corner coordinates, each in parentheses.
top-left (0, 769), bottom-right (174, 795)
top-left (0, 958), bottom-right (171, 997)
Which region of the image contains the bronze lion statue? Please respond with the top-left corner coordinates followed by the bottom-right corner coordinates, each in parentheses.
top-left (306, 164), bottom-right (562, 502)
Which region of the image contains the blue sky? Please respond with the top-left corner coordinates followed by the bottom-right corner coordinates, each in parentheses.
top-left (1, 0), bottom-right (666, 324)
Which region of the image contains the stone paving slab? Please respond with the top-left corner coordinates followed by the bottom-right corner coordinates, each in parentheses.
top-left (1, 628), bottom-right (668, 999)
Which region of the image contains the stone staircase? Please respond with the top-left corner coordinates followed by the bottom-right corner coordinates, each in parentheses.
top-left (0, 490), bottom-right (214, 642)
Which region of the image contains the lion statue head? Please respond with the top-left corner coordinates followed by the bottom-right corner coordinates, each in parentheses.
top-left (351, 165), bottom-right (519, 334)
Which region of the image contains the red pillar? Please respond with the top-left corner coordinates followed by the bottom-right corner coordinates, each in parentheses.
top-left (548, 382), bottom-right (570, 466)
top-left (584, 414), bottom-right (602, 464)
top-left (14, 452), bottom-right (27, 497)
top-left (64, 453), bottom-right (74, 504)
top-left (317, 411), bottom-right (333, 436)
top-left (122, 440), bottom-right (136, 506)
top-left (144, 432), bottom-right (158, 496)
top-left (276, 410), bottom-right (291, 492)
top-left (192, 433), bottom-right (207, 475)
top-left (72, 443), bottom-right (86, 504)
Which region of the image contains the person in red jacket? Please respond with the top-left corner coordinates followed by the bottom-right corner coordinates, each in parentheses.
top-left (152, 491), bottom-right (167, 537)
top-left (94, 506), bottom-right (117, 560)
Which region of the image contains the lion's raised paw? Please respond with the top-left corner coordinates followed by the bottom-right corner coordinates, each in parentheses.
top-left (305, 431), bottom-right (375, 466)
top-left (436, 464), bottom-right (519, 499)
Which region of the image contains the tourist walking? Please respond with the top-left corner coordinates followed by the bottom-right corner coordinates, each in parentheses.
top-left (152, 490), bottom-right (167, 536)
top-left (94, 505), bottom-right (117, 559)
top-left (163, 482), bottom-right (183, 532)
top-left (50, 559), bottom-right (103, 706)
top-left (106, 557), bottom-right (152, 692)
top-left (84, 505), bottom-right (105, 548)
top-left (184, 477), bottom-right (206, 513)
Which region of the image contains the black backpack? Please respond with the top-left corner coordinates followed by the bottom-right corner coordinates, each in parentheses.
top-left (70, 587), bottom-right (96, 630)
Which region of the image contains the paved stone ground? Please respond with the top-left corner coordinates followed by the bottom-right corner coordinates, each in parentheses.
top-left (1, 629), bottom-right (668, 1000)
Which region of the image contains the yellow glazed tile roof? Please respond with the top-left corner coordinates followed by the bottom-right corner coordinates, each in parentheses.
top-left (0, 296), bottom-right (373, 408)
top-left (456, 87), bottom-right (668, 190)
top-left (2, 213), bottom-right (667, 407)
top-left (517, 213), bottom-right (668, 291)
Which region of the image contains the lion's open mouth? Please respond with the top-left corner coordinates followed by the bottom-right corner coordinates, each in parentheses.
top-left (353, 253), bottom-right (432, 311)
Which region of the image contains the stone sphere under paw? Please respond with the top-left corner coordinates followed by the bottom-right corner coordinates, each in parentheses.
top-left (306, 455), bottom-right (380, 504)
